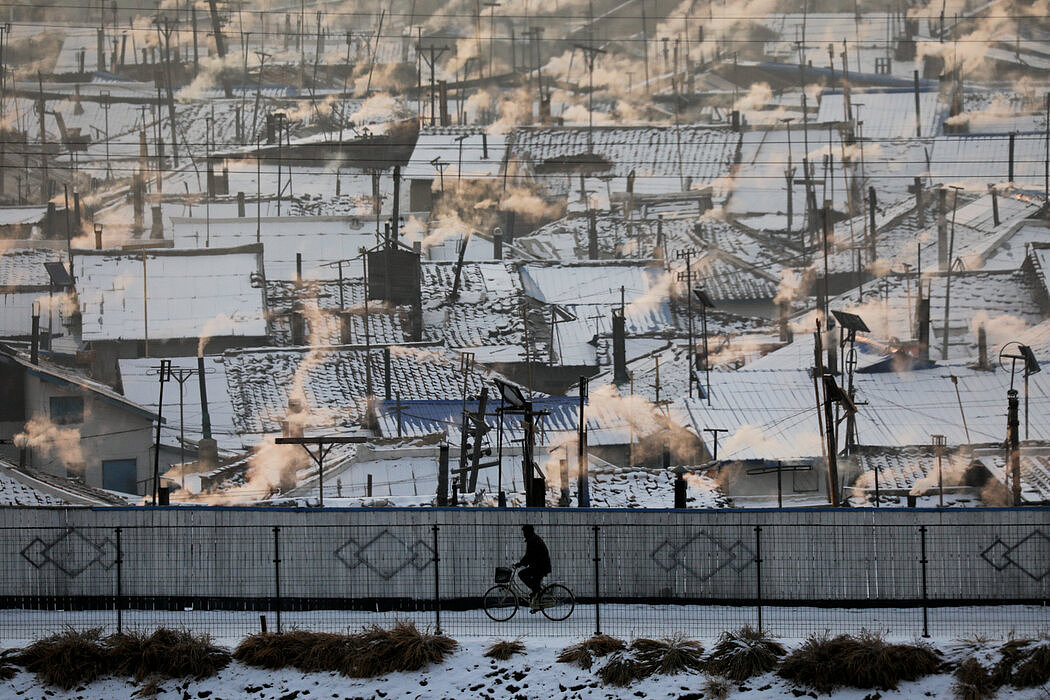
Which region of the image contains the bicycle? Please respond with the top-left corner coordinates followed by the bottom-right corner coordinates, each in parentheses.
top-left (482, 564), bottom-right (576, 621)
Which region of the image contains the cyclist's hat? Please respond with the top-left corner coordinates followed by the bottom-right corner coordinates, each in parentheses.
top-left (521, 524), bottom-right (534, 535)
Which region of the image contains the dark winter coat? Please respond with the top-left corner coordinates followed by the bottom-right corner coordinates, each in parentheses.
top-left (517, 532), bottom-right (552, 574)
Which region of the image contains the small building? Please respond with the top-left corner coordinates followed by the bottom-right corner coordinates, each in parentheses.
top-left (0, 345), bottom-right (158, 495)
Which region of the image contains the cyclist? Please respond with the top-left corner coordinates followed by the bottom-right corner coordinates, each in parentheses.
top-left (515, 524), bottom-right (551, 612)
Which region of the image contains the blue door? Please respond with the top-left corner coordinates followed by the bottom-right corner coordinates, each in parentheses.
top-left (102, 459), bottom-right (138, 494)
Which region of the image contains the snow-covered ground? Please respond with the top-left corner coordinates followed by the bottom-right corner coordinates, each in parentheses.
top-left (2, 607), bottom-right (1048, 699)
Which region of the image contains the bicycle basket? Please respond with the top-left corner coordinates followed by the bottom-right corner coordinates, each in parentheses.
top-left (494, 566), bottom-right (512, 583)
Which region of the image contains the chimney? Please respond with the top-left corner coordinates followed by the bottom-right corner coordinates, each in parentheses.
top-left (914, 176), bottom-right (925, 227)
top-left (917, 295), bottom-right (931, 361)
top-left (391, 165), bottom-right (401, 244)
top-left (438, 81), bottom-right (450, 126)
top-left (132, 175), bottom-right (144, 233)
top-left (290, 311), bottom-right (305, 345)
top-left (97, 28), bottom-right (106, 72)
top-left (937, 188), bottom-right (947, 269)
top-left (493, 229), bottom-right (503, 259)
top-left (990, 185), bottom-right (999, 226)
top-left (74, 192), bottom-right (82, 229)
top-left (1008, 132), bottom-right (1016, 183)
top-left (612, 308), bottom-right (628, 383)
top-left (150, 205), bottom-right (164, 239)
top-left (911, 70), bottom-right (923, 137)
top-left (504, 210), bottom-right (516, 243)
top-left (339, 311), bottom-right (352, 344)
top-left (296, 252), bottom-right (303, 282)
top-left (45, 202), bottom-right (56, 238)
top-left (206, 161), bottom-right (215, 198)
top-left (197, 355), bottom-right (219, 469)
top-left (730, 109), bottom-right (740, 131)
top-left (587, 209), bottom-right (598, 260)
top-left (778, 300), bottom-right (791, 342)
top-left (94, 223), bottom-right (103, 250)
top-left (482, 133), bottom-right (489, 159)
top-left (237, 191), bottom-right (245, 217)
top-left (383, 347), bottom-right (392, 400)
top-left (826, 318), bottom-right (838, 375)
top-left (977, 324), bottom-right (989, 369)
top-left (30, 307), bottom-right (40, 364)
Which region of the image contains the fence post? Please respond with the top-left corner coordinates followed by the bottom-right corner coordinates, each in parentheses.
top-left (754, 525), bottom-right (763, 633)
top-left (432, 525), bottom-right (441, 634)
top-left (115, 527), bottom-right (123, 634)
top-left (273, 526), bottom-right (282, 634)
top-left (919, 525), bottom-right (929, 638)
top-left (592, 525), bottom-right (601, 635)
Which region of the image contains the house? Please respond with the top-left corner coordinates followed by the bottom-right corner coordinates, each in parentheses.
top-left (0, 345), bottom-right (158, 495)
top-left (402, 127), bottom-right (506, 212)
top-left (72, 244), bottom-right (268, 380)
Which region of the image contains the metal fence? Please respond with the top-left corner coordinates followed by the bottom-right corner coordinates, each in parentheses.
top-left (3, 515), bottom-right (1048, 643)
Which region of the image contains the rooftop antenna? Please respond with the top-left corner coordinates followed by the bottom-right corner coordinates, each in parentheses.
top-left (831, 309), bottom-right (869, 451)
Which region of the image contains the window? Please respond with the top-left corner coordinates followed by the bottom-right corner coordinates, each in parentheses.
top-left (102, 459), bottom-right (137, 494)
top-left (49, 396), bottom-right (84, 425)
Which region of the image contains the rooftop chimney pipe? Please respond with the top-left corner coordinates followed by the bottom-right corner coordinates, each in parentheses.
top-left (612, 308), bottom-right (628, 383)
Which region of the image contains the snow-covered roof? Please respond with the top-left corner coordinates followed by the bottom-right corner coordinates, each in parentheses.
top-left (929, 133), bottom-right (1047, 188)
top-left (222, 345), bottom-right (512, 435)
top-left (170, 216), bottom-right (383, 281)
top-left (673, 363), bottom-right (1050, 460)
top-left (509, 125), bottom-right (739, 196)
top-left (118, 355), bottom-right (238, 447)
top-left (403, 127), bottom-right (505, 180)
top-left (0, 206), bottom-right (49, 227)
top-left (75, 245), bottom-right (267, 342)
top-left (817, 89), bottom-right (944, 140)
top-left (520, 262), bottom-right (664, 306)
top-left (0, 247), bottom-right (66, 288)
top-left (421, 262), bottom-right (525, 352)
top-left (375, 394), bottom-right (663, 447)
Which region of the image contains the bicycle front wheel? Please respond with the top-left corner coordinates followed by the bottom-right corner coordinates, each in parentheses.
top-left (483, 584), bottom-right (518, 621)
top-left (539, 583), bottom-right (575, 621)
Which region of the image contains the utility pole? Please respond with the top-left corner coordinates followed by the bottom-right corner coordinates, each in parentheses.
top-left (206, 0), bottom-right (234, 98)
top-left (420, 43), bottom-right (449, 126)
top-left (675, 249), bottom-right (697, 397)
top-left (148, 359), bottom-right (172, 505)
top-left (577, 376), bottom-right (590, 507)
top-left (941, 186), bottom-right (962, 360)
top-left (154, 15), bottom-right (180, 166)
top-left (573, 43), bottom-right (606, 155)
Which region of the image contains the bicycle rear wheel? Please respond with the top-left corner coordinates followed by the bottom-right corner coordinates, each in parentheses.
top-left (483, 584), bottom-right (518, 621)
top-left (539, 583), bottom-right (575, 621)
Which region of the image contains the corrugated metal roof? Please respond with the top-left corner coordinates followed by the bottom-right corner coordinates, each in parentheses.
top-left (673, 363), bottom-right (1050, 460)
top-left (76, 246), bottom-right (267, 342)
top-left (375, 394), bottom-right (663, 446)
top-left (817, 89), bottom-right (945, 140)
top-left (403, 127), bottom-right (506, 180)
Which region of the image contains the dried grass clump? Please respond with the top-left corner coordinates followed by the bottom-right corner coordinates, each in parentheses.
top-left (631, 635), bottom-right (705, 676)
top-left (952, 657), bottom-right (997, 700)
top-left (557, 634), bottom-right (626, 670)
top-left (839, 631), bottom-right (942, 690)
top-left (108, 628), bottom-right (229, 681)
top-left (777, 633), bottom-right (856, 693)
top-left (1005, 641), bottom-right (1050, 688)
top-left (483, 639), bottom-right (525, 661)
top-left (778, 632), bottom-right (941, 693)
top-left (0, 649), bottom-right (17, 681)
top-left (346, 621), bottom-right (457, 678)
top-left (703, 674), bottom-right (733, 700)
top-left (16, 627), bottom-right (112, 690)
top-left (705, 625), bottom-right (786, 681)
top-left (990, 638), bottom-right (1032, 687)
top-left (236, 623), bottom-right (456, 678)
top-left (596, 651), bottom-right (646, 686)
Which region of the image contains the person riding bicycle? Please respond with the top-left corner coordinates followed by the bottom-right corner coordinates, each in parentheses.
top-left (515, 524), bottom-right (551, 612)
